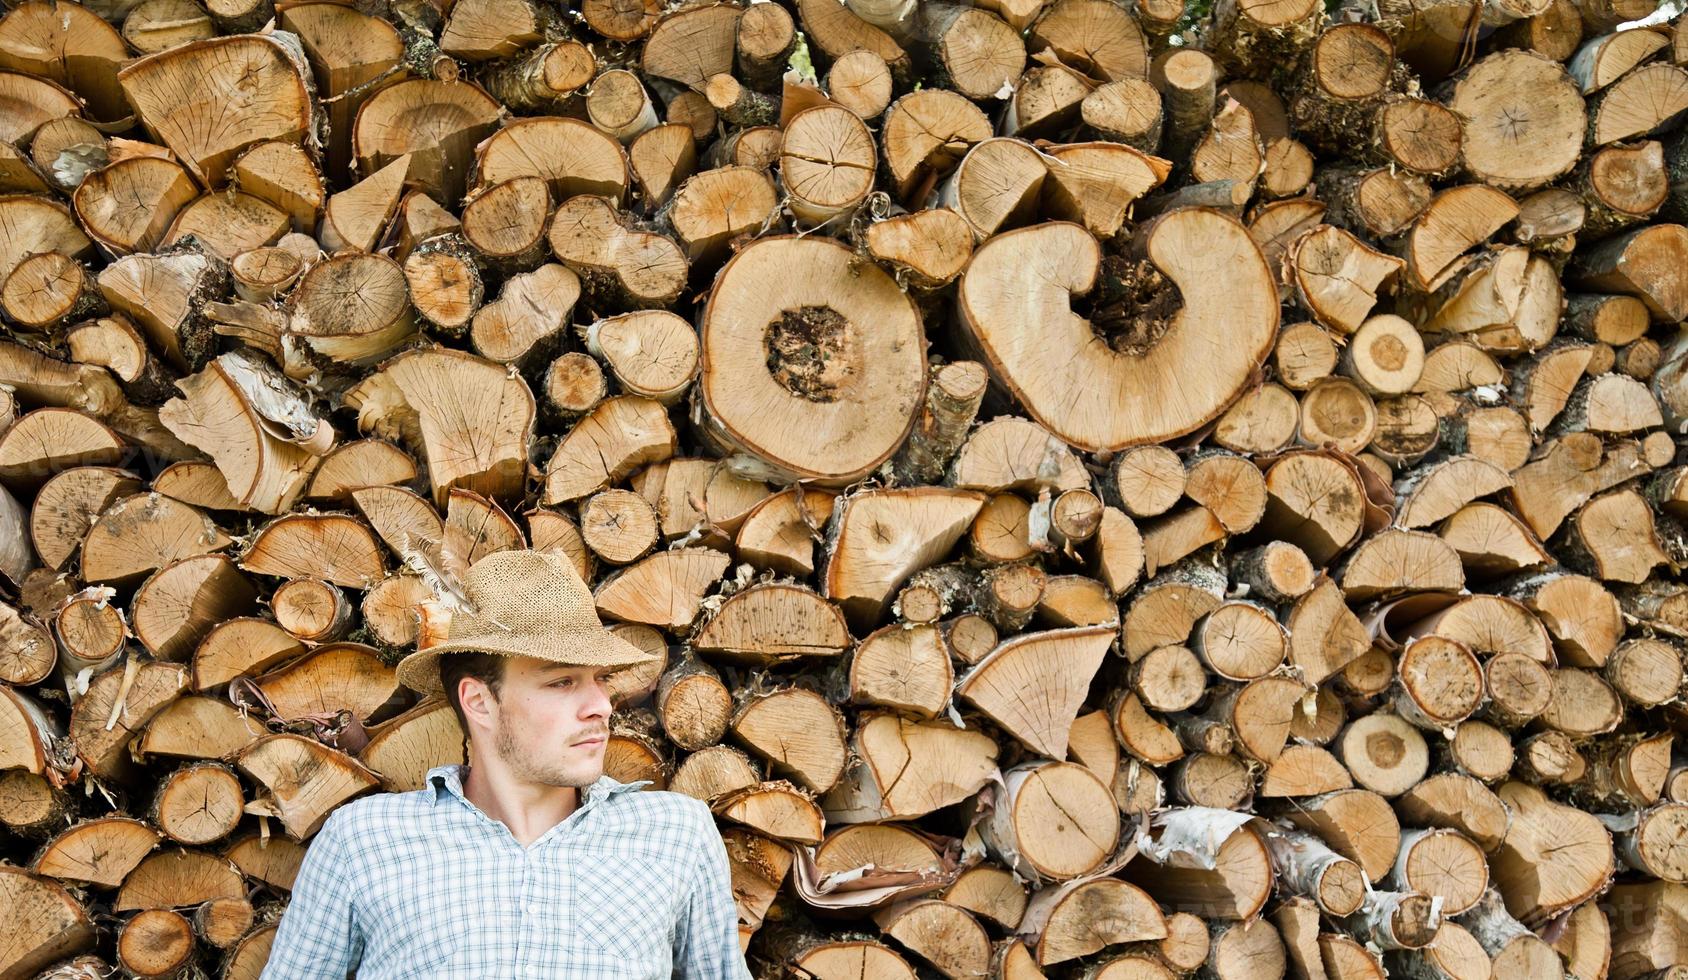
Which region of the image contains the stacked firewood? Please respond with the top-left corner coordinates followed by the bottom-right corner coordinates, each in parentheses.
top-left (1, 0), bottom-right (1687, 974)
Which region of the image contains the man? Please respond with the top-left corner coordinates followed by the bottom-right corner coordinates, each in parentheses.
top-left (261, 550), bottom-right (751, 979)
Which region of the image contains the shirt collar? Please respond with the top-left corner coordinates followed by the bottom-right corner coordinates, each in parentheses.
top-left (424, 764), bottom-right (649, 810)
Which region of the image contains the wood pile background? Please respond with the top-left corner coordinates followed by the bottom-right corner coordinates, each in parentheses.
top-left (2, 0), bottom-right (1688, 974)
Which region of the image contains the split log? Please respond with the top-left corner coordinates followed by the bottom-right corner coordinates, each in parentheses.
top-left (237, 734), bottom-right (379, 839)
top-left (845, 625), bottom-right (953, 719)
top-left (1492, 780), bottom-right (1614, 924)
top-left (0, 867), bottom-right (95, 976)
top-left (663, 166), bottom-right (779, 271)
top-left (118, 35), bottom-right (312, 187)
top-left (1284, 789), bottom-right (1402, 883)
top-left (958, 625), bottom-right (1114, 759)
top-left (822, 488), bottom-right (985, 628)
top-left (69, 659), bottom-right (188, 779)
top-left (548, 196), bottom-right (686, 310)
top-left (1022, 876), bottom-right (1165, 966)
top-left (475, 118), bottom-right (629, 208)
top-left (1129, 808), bottom-right (1273, 920)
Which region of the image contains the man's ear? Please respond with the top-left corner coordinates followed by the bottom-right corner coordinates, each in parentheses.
top-left (457, 676), bottom-right (498, 729)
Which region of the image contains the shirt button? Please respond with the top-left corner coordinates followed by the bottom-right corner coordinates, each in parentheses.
top-left (528, 904), bottom-right (541, 916)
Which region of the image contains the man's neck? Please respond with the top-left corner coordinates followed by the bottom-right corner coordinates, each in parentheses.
top-left (460, 762), bottom-right (582, 848)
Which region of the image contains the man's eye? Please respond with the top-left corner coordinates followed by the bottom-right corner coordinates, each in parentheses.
top-left (552, 678), bottom-right (574, 689)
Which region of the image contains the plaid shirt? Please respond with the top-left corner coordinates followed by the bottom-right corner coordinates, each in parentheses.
top-left (260, 765), bottom-right (752, 979)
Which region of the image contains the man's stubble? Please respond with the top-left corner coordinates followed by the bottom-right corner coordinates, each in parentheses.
top-left (492, 713), bottom-right (605, 789)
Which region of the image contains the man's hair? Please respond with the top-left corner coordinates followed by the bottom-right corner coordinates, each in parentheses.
top-left (439, 651), bottom-right (506, 733)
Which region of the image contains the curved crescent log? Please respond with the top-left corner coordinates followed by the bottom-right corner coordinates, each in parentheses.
top-left (957, 209), bottom-right (1279, 452)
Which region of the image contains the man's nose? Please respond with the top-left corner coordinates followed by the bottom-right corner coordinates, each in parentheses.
top-left (581, 677), bottom-right (613, 718)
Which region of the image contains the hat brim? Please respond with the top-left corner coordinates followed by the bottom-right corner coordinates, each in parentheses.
top-left (395, 627), bottom-right (660, 696)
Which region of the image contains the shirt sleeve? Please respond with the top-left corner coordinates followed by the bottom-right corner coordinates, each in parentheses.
top-left (260, 810), bottom-right (365, 980)
top-left (673, 799), bottom-right (752, 979)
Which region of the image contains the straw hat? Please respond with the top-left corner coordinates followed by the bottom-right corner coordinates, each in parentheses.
top-left (395, 549), bottom-right (659, 696)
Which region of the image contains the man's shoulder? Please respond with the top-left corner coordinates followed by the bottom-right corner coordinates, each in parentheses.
top-left (607, 785), bottom-right (710, 820)
top-left (601, 787), bottom-right (715, 843)
top-left (320, 784), bottom-right (441, 836)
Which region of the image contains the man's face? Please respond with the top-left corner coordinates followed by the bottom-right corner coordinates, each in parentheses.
top-left (474, 657), bottom-right (616, 788)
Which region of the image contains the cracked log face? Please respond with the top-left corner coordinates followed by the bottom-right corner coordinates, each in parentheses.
top-left (779, 105), bottom-right (876, 226)
top-left (957, 210), bottom-right (1278, 452)
top-left (698, 235), bottom-right (926, 484)
top-left (1446, 50), bottom-right (1586, 192)
top-left (116, 35), bottom-right (313, 189)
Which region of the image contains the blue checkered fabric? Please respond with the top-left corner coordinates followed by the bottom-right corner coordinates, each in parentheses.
top-left (260, 764), bottom-right (752, 979)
